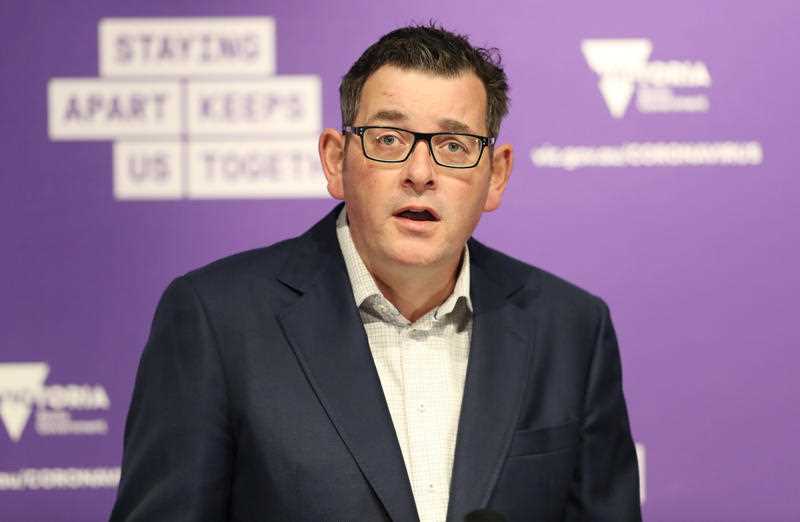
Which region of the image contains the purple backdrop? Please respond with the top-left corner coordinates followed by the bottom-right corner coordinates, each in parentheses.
top-left (2, 1), bottom-right (798, 520)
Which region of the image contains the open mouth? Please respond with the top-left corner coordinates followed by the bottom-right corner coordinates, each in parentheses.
top-left (395, 208), bottom-right (439, 222)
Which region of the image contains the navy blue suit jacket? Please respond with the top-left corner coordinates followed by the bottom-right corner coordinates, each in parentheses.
top-left (110, 205), bottom-right (641, 521)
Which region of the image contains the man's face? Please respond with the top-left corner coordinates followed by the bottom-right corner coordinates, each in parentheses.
top-left (324, 65), bottom-right (511, 272)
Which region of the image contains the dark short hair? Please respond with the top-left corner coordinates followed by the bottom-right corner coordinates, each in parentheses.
top-left (340, 24), bottom-right (509, 137)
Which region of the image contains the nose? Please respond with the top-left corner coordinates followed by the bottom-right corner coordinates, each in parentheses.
top-left (403, 139), bottom-right (436, 194)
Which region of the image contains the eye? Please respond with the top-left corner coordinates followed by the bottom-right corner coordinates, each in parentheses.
top-left (371, 130), bottom-right (407, 148)
top-left (437, 137), bottom-right (473, 155)
top-left (445, 141), bottom-right (467, 153)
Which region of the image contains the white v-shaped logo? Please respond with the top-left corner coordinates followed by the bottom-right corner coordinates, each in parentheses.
top-left (581, 39), bottom-right (653, 118)
top-left (0, 363), bottom-right (50, 442)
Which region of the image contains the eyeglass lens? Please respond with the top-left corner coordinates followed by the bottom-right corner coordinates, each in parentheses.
top-left (362, 128), bottom-right (482, 167)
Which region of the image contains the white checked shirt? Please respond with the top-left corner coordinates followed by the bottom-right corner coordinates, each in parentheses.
top-left (336, 208), bottom-right (472, 522)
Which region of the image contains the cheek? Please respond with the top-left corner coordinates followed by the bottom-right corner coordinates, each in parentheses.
top-left (345, 179), bottom-right (380, 216)
top-left (343, 152), bottom-right (388, 191)
top-left (452, 179), bottom-right (490, 223)
top-left (345, 165), bottom-right (399, 209)
top-left (343, 174), bottom-right (391, 232)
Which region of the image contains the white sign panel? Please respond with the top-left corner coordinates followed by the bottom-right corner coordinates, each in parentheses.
top-left (187, 76), bottom-right (321, 137)
top-left (113, 142), bottom-right (183, 200)
top-left (48, 80), bottom-right (181, 140)
top-left (99, 17), bottom-right (276, 77)
top-left (187, 140), bottom-right (327, 198)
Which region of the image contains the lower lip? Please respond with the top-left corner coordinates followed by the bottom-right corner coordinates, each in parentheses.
top-left (393, 215), bottom-right (439, 233)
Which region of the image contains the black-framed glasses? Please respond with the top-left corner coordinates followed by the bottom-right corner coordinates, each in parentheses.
top-left (342, 125), bottom-right (495, 169)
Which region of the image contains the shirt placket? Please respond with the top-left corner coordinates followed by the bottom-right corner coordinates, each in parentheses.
top-left (401, 318), bottom-right (451, 522)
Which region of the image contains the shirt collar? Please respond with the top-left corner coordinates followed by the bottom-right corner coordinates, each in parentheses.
top-left (335, 206), bottom-right (472, 322)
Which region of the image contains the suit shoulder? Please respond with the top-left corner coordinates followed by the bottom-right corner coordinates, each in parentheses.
top-left (179, 235), bottom-right (301, 293)
top-left (534, 264), bottom-right (604, 307)
top-left (470, 239), bottom-right (606, 311)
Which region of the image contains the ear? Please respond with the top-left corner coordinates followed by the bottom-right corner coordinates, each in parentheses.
top-left (319, 128), bottom-right (346, 200)
top-left (483, 143), bottom-right (513, 212)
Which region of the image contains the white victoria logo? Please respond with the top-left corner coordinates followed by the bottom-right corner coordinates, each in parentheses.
top-left (581, 38), bottom-right (711, 118)
top-left (0, 362), bottom-right (110, 442)
top-left (0, 363), bottom-right (49, 442)
top-left (530, 39), bottom-right (762, 170)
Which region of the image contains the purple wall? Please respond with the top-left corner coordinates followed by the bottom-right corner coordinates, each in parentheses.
top-left (2, 1), bottom-right (798, 520)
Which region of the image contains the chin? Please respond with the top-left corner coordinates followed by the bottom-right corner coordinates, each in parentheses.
top-left (386, 245), bottom-right (448, 268)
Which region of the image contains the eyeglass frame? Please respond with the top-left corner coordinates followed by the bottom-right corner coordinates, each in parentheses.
top-left (341, 125), bottom-right (496, 169)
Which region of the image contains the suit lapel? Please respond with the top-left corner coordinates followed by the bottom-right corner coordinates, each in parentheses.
top-left (446, 241), bottom-right (538, 522)
top-left (276, 207), bottom-right (418, 522)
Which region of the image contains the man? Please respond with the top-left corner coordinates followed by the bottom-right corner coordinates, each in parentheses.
top-left (111, 25), bottom-right (641, 522)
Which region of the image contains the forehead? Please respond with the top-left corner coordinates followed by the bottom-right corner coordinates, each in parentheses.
top-left (356, 65), bottom-right (488, 134)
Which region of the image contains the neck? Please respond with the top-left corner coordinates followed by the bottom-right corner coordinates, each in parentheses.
top-left (370, 259), bottom-right (461, 323)
top-left (342, 211), bottom-right (464, 323)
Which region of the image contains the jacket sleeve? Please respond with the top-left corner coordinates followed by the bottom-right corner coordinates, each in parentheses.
top-left (110, 276), bottom-right (234, 521)
top-left (563, 300), bottom-right (642, 521)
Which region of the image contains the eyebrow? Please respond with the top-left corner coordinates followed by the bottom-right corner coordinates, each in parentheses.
top-left (437, 118), bottom-right (472, 134)
top-left (364, 111), bottom-right (475, 134)
top-left (366, 110), bottom-right (407, 124)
